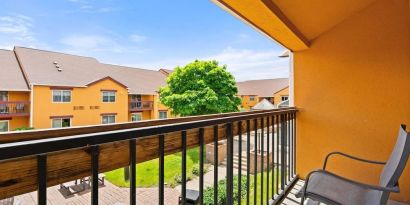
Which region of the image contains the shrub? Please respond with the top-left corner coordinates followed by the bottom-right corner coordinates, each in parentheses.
top-left (192, 165), bottom-right (200, 176)
top-left (13, 127), bottom-right (34, 131)
top-left (203, 175), bottom-right (248, 205)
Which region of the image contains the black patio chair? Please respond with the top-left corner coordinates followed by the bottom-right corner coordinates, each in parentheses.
top-left (296, 124), bottom-right (410, 205)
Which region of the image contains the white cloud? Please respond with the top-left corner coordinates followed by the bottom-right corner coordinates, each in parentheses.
top-left (0, 14), bottom-right (47, 49)
top-left (0, 15), bottom-right (33, 41)
top-left (60, 34), bottom-right (147, 56)
top-left (136, 47), bottom-right (289, 81)
top-left (129, 34), bottom-right (146, 43)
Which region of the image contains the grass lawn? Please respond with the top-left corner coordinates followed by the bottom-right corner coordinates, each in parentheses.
top-left (105, 147), bottom-right (200, 188)
top-left (244, 171), bottom-right (280, 205)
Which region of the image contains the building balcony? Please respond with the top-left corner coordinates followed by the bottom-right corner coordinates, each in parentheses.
top-left (0, 108), bottom-right (300, 205)
top-left (0, 101), bottom-right (30, 118)
top-left (129, 101), bottom-right (153, 111)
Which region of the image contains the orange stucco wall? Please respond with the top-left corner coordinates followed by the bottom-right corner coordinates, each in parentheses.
top-left (156, 95), bottom-right (173, 119)
top-left (128, 95), bottom-right (154, 121)
top-left (32, 78), bottom-right (129, 129)
top-left (2, 92), bottom-right (30, 130)
top-left (273, 87), bottom-right (289, 105)
top-left (240, 95), bottom-right (259, 110)
top-left (294, 0), bottom-right (410, 201)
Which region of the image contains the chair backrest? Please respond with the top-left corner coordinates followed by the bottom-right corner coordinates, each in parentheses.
top-left (379, 124), bottom-right (410, 187)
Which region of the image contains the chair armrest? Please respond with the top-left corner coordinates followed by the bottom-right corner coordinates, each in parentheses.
top-left (323, 151), bottom-right (386, 170)
top-left (304, 170), bottom-right (400, 194)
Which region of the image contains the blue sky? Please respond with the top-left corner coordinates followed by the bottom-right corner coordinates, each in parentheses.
top-left (0, 0), bottom-right (288, 81)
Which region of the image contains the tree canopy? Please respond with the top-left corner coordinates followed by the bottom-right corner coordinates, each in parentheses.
top-left (159, 60), bottom-right (241, 116)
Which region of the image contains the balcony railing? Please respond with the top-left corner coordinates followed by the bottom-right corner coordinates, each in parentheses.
top-left (0, 101), bottom-right (30, 117)
top-left (0, 107), bottom-right (297, 205)
top-left (129, 101), bottom-right (153, 111)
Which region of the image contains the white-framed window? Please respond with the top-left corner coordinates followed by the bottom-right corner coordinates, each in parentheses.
top-left (52, 90), bottom-right (71, 103)
top-left (159, 111), bottom-right (167, 119)
top-left (51, 118), bottom-right (71, 128)
top-left (0, 120), bottom-right (9, 132)
top-left (0, 91), bottom-right (8, 101)
top-left (102, 91), bottom-right (116, 103)
top-left (281, 96), bottom-right (289, 102)
top-left (131, 113), bottom-right (142, 122)
top-left (102, 115), bottom-right (116, 124)
top-left (249, 96), bottom-right (255, 101)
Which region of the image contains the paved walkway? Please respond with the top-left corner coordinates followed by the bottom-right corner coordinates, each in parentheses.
top-left (15, 181), bottom-right (180, 205)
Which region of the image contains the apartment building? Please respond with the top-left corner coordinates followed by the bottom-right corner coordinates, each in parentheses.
top-left (0, 47), bottom-right (172, 131)
top-left (236, 78), bottom-right (289, 110)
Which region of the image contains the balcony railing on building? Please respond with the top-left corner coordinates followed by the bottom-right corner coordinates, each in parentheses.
top-left (0, 101), bottom-right (30, 117)
top-left (0, 107), bottom-right (297, 205)
top-left (129, 101), bottom-right (153, 111)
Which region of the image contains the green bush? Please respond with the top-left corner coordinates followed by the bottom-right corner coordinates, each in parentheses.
top-left (203, 175), bottom-right (248, 205)
top-left (192, 164), bottom-right (200, 176)
top-left (13, 127), bottom-right (34, 131)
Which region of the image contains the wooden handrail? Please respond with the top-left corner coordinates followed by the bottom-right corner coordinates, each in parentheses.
top-left (0, 108), bottom-right (297, 199)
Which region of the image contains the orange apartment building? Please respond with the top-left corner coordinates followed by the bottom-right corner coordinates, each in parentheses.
top-left (0, 47), bottom-right (172, 131)
top-left (236, 78), bottom-right (289, 110)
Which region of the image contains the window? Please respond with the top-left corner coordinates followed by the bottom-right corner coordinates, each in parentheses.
top-left (159, 111), bottom-right (168, 119)
top-left (0, 91), bottom-right (8, 101)
top-left (249, 96), bottom-right (255, 101)
top-left (51, 118), bottom-right (71, 128)
top-left (52, 90), bottom-right (71, 102)
top-left (102, 115), bottom-right (116, 124)
top-left (102, 91), bottom-right (116, 102)
top-left (0, 121), bottom-right (9, 132)
top-left (281, 96), bottom-right (289, 101)
top-left (131, 113), bottom-right (142, 122)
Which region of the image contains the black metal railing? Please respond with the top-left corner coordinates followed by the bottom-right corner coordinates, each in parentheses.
top-left (0, 108), bottom-right (297, 205)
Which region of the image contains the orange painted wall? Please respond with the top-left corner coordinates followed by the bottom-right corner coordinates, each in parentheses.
top-left (240, 95), bottom-right (259, 110)
top-left (32, 78), bottom-right (129, 129)
top-left (273, 87), bottom-right (289, 105)
top-left (156, 95), bottom-right (173, 118)
top-left (294, 0), bottom-right (410, 201)
top-left (6, 92), bottom-right (30, 130)
top-left (128, 95), bottom-right (154, 121)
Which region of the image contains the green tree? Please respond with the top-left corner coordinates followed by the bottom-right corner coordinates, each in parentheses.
top-left (160, 60), bottom-right (241, 116)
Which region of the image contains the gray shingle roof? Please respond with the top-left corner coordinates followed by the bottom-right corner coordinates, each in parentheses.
top-left (0, 49), bottom-right (29, 91)
top-left (13, 47), bottom-right (167, 94)
top-left (236, 78), bottom-right (289, 97)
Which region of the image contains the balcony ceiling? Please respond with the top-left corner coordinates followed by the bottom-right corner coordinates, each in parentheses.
top-left (213, 0), bottom-right (378, 51)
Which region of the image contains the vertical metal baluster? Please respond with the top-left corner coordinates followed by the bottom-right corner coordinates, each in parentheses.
top-left (130, 139), bottom-right (136, 205)
top-left (280, 115), bottom-right (285, 191)
top-left (91, 145), bottom-right (99, 205)
top-left (237, 121), bottom-right (242, 205)
top-left (287, 113), bottom-right (291, 182)
top-left (226, 123), bottom-right (234, 205)
top-left (199, 128), bottom-right (205, 205)
top-left (246, 120), bottom-right (251, 205)
top-left (266, 116), bottom-right (270, 204)
top-left (37, 154), bottom-right (47, 205)
top-left (271, 116), bottom-right (275, 198)
top-left (276, 115), bottom-right (279, 195)
top-left (260, 117), bottom-right (264, 205)
top-left (253, 118), bottom-right (257, 205)
top-left (159, 135), bottom-right (165, 205)
top-left (293, 112), bottom-right (297, 175)
top-left (213, 125), bottom-right (218, 205)
top-left (290, 113), bottom-right (294, 177)
top-left (181, 131), bottom-right (187, 205)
